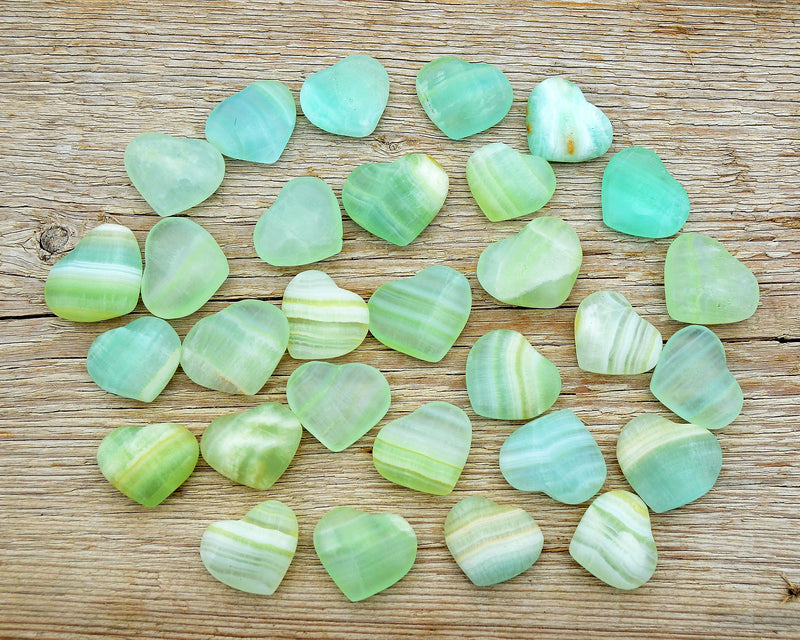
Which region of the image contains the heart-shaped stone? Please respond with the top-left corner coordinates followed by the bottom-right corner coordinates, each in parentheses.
top-left (574, 290), bottom-right (663, 375)
top-left (368, 265), bottom-right (472, 363)
top-left (526, 77), bottom-right (613, 163)
top-left (466, 329), bottom-right (561, 420)
top-left (97, 422), bottom-right (198, 507)
top-left (477, 216), bottom-right (582, 308)
top-left (372, 401), bottom-right (471, 495)
top-left (617, 414), bottom-right (722, 513)
top-left (180, 299), bottom-right (289, 395)
top-left (45, 223), bottom-right (142, 322)
top-left (650, 325), bottom-right (743, 430)
top-left (664, 232), bottom-right (759, 324)
top-left (416, 57), bottom-right (513, 140)
top-left (602, 147), bottom-right (690, 238)
top-left (205, 80), bottom-right (296, 164)
top-left (499, 409), bottom-right (606, 505)
top-left (313, 507), bottom-right (417, 601)
top-left (200, 500), bottom-right (298, 595)
top-left (141, 217), bottom-right (229, 320)
top-left (124, 132), bottom-right (225, 217)
top-left (342, 154), bottom-right (448, 246)
top-left (87, 316), bottom-right (181, 402)
top-left (300, 54), bottom-right (389, 137)
top-left (444, 496), bottom-right (543, 586)
top-left (286, 361), bottom-right (391, 452)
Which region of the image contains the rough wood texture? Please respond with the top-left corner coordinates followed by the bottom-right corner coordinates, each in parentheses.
top-left (2, 1), bottom-right (799, 638)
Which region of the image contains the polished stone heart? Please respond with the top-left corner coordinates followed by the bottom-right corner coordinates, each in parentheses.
top-left (477, 216), bottom-right (582, 308)
top-left (124, 132), bottom-right (225, 217)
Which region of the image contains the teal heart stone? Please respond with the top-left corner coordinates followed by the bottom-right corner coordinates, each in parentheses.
top-left (477, 216), bottom-right (582, 308)
top-left (205, 80), bottom-right (296, 164)
top-left (341, 154), bottom-right (449, 246)
top-left (416, 56), bottom-right (513, 140)
top-left (526, 77), bottom-right (612, 162)
top-left (124, 132), bottom-right (225, 217)
top-left (253, 176), bottom-right (343, 267)
top-left (602, 147), bottom-right (690, 238)
top-left (300, 54), bottom-right (389, 137)
top-left (664, 232), bottom-right (759, 324)
top-left (87, 316), bottom-right (181, 402)
top-left (180, 300), bottom-right (289, 395)
top-left (368, 265), bottom-right (472, 363)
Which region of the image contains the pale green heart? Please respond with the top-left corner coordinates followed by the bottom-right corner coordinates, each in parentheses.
top-left (44, 223), bottom-right (142, 322)
top-left (200, 500), bottom-right (298, 595)
top-left (477, 216), bottom-right (582, 308)
top-left (444, 496), bottom-right (543, 587)
top-left (87, 316), bottom-right (181, 402)
top-left (124, 132), bottom-right (225, 217)
top-left (313, 507), bottom-right (417, 602)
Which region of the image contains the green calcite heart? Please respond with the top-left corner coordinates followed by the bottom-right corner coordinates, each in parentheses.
top-left (313, 507), bottom-right (417, 602)
top-left (372, 401), bottom-right (471, 495)
top-left (602, 147), bottom-right (690, 238)
top-left (200, 500), bottom-right (298, 595)
top-left (574, 290), bottom-right (663, 375)
top-left (286, 361), bottom-right (391, 452)
top-left (124, 132), bottom-right (225, 217)
top-left (617, 414), bottom-right (722, 513)
top-left (664, 232), bottom-right (759, 324)
top-left (499, 409), bottom-right (606, 505)
top-left (569, 489), bottom-right (657, 590)
top-left (180, 300), bottom-right (289, 395)
top-left (205, 80), bottom-right (296, 164)
top-left (477, 216), bottom-right (582, 308)
top-left (416, 57), bottom-right (513, 140)
top-left (341, 153), bottom-right (449, 246)
top-left (253, 176), bottom-right (343, 267)
top-left (282, 270), bottom-right (368, 360)
top-left (300, 54), bottom-right (389, 137)
top-left (97, 422), bottom-right (198, 507)
top-left (87, 316), bottom-right (181, 402)
top-left (526, 77), bottom-right (612, 163)
top-left (466, 329), bottom-right (561, 420)
top-left (141, 217), bottom-right (229, 320)
top-left (444, 496), bottom-right (543, 587)
top-left (44, 223), bottom-right (142, 322)
top-left (368, 265), bottom-right (472, 363)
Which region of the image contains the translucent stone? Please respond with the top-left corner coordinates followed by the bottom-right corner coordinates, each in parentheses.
top-left (180, 300), bottom-right (289, 395)
top-left (341, 153), bottom-right (449, 246)
top-left (96, 422), bottom-right (198, 507)
top-left (526, 77), bottom-right (612, 163)
top-left (477, 216), bottom-right (582, 308)
top-left (499, 409), bottom-right (606, 505)
top-left (466, 329), bottom-right (561, 420)
top-left (372, 401), bottom-right (471, 495)
top-left (44, 223), bottom-right (142, 322)
top-left (313, 506), bottom-right (417, 602)
top-left (205, 80), bottom-right (296, 164)
top-left (368, 265), bottom-right (472, 363)
top-left (444, 496), bottom-right (543, 586)
top-left (87, 316), bottom-right (181, 402)
top-left (124, 132), bottom-right (225, 217)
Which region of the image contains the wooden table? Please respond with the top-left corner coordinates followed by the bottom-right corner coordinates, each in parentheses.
top-left (3, 2), bottom-right (798, 638)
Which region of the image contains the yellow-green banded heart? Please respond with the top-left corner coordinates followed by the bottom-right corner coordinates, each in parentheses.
top-left (200, 500), bottom-right (298, 595)
top-left (569, 489), bottom-right (657, 590)
top-left (313, 507), bottom-right (417, 602)
top-left (180, 300), bottom-right (289, 395)
top-left (444, 496), bottom-right (543, 587)
top-left (97, 422), bottom-right (198, 507)
top-left (372, 401), bottom-right (471, 495)
top-left (617, 414), bottom-right (722, 513)
top-left (200, 403), bottom-right (302, 490)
